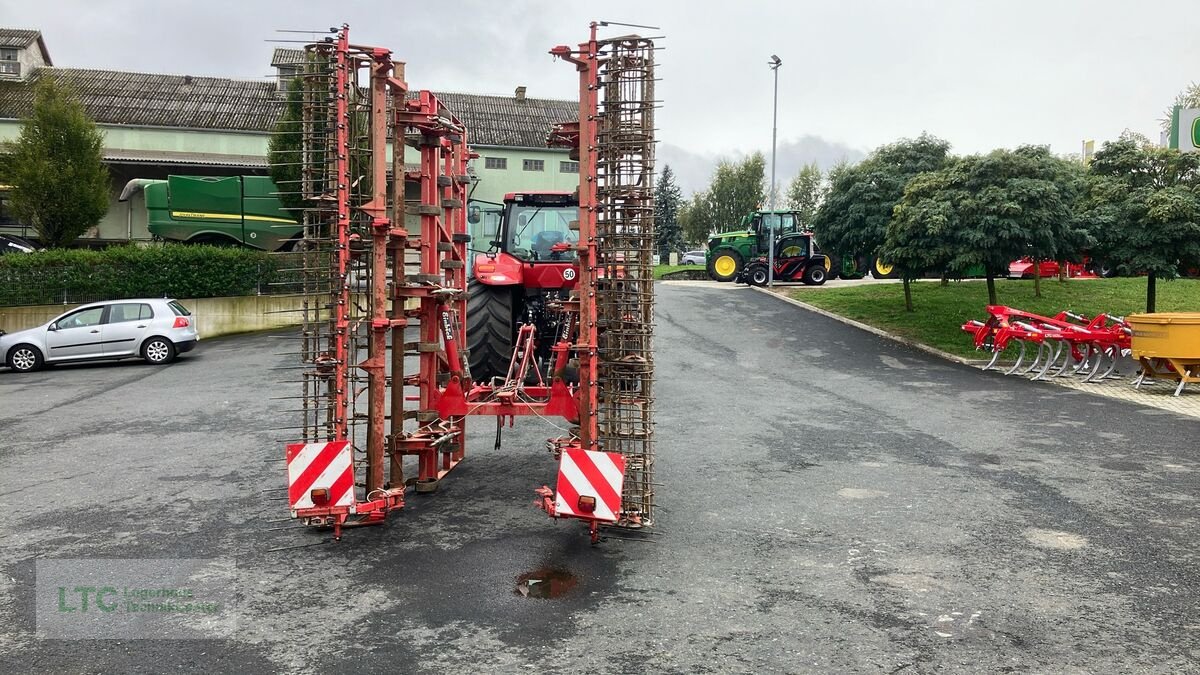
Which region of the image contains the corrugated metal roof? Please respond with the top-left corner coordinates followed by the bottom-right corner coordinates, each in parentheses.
top-left (0, 67), bottom-right (282, 131)
top-left (0, 28), bottom-right (39, 49)
top-left (0, 64), bottom-right (577, 147)
top-left (104, 149), bottom-right (268, 167)
top-left (270, 48), bottom-right (306, 67)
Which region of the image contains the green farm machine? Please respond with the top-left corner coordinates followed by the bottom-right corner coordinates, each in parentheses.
top-left (704, 209), bottom-right (895, 283)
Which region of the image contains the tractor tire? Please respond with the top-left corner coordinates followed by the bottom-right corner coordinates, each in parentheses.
top-left (872, 257), bottom-right (899, 279)
top-left (467, 279), bottom-right (515, 383)
top-left (746, 263), bottom-right (770, 287)
top-left (707, 249), bottom-right (743, 282)
top-left (803, 264), bottom-right (827, 286)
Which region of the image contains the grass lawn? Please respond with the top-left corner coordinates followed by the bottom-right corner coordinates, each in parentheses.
top-left (792, 278), bottom-right (1200, 359)
top-left (654, 263), bottom-right (705, 279)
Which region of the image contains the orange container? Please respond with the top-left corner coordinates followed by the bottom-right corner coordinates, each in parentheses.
top-left (1128, 313), bottom-right (1200, 359)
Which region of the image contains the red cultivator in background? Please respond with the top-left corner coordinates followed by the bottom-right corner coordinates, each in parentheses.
top-left (962, 306), bottom-right (1132, 382)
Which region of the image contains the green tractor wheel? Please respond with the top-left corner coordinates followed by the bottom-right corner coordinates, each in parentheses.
top-left (707, 249), bottom-right (743, 282)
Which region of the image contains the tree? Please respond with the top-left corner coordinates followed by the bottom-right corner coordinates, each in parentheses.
top-left (1161, 82), bottom-right (1200, 134)
top-left (785, 162), bottom-right (824, 226)
top-left (884, 170), bottom-right (961, 311)
top-left (812, 134), bottom-right (951, 265)
top-left (4, 77), bottom-right (109, 248)
top-left (707, 152), bottom-right (765, 231)
top-left (883, 146), bottom-right (1084, 308)
top-left (1083, 139), bottom-right (1200, 311)
top-left (268, 78), bottom-right (306, 214)
top-left (654, 164), bottom-right (684, 257)
top-left (679, 191), bottom-right (715, 247)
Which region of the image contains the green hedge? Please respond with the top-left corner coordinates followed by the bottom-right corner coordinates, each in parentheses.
top-left (0, 244), bottom-right (285, 306)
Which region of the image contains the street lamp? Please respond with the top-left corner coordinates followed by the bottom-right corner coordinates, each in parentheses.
top-left (767, 54), bottom-right (782, 287)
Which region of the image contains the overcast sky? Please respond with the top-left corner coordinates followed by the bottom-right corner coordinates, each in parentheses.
top-left (4, 0), bottom-right (1197, 193)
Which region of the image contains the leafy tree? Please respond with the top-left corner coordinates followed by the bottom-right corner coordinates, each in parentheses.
top-left (785, 161), bottom-right (824, 226)
top-left (268, 78), bottom-right (306, 214)
top-left (679, 191), bottom-right (715, 247)
top-left (884, 170), bottom-right (961, 311)
top-left (707, 152), bottom-right (765, 231)
top-left (945, 147), bottom-right (1083, 305)
top-left (1161, 82), bottom-right (1200, 134)
top-left (654, 164), bottom-right (684, 257)
top-left (1083, 139), bottom-right (1200, 311)
top-left (812, 133), bottom-right (951, 265)
top-left (4, 78), bottom-right (109, 248)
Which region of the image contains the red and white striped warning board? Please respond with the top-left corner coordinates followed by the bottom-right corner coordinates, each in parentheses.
top-left (554, 449), bottom-right (625, 522)
top-left (286, 440), bottom-right (354, 512)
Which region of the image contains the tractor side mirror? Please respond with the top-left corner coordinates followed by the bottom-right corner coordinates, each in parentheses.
top-left (467, 205), bottom-right (481, 224)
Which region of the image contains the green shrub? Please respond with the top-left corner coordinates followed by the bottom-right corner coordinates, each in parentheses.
top-left (0, 244), bottom-right (280, 306)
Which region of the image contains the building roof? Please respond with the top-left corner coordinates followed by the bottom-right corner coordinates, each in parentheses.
top-left (0, 64), bottom-right (577, 148)
top-left (0, 67), bottom-right (281, 131)
top-left (270, 47), bottom-right (306, 68)
top-left (0, 28), bottom-right (52, 65)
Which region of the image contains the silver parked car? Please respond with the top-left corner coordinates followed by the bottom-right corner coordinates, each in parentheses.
top-left (0, 298), bottom-right (199, 373)
top-left (682, 250), bottom-right (705, 265)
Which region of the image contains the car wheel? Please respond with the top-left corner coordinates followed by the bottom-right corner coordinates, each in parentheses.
top-left (143, 337), bottom-right (176, 365)
top-left (7, 344), bottom-right (43, 372)
top-left (803, 265), bottom-right (827, 286)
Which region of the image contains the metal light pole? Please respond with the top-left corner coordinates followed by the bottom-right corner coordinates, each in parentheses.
top-left (767, 54), bottom-right (782, 287)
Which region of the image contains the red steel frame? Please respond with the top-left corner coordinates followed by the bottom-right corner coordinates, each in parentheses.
top-left (286, 24), bottom-right (649, 543)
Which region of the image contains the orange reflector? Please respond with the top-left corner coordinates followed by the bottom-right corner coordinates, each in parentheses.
top-left (577, 495), bottom-right (596, 513)
top-left (476, 264), bottom-right (496, 273)
top-left (310, 488), bottom-right (330, 507)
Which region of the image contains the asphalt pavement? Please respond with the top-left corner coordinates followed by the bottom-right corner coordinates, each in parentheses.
top-left (1, 282), bottom-right (1198, 673)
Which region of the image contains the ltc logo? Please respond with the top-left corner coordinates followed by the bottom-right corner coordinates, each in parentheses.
top-left (58, 586), bottom-right (119, 612)
top-left (1193, 116), bottom-right (1200, 148)
top-left (562, 268), bottom-right (577, 281)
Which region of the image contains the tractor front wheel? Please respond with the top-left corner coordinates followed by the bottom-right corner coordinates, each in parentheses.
top-left (467, 279), bottom-right (515, 383)
top-left (745, 263), bottom-right (770, 287)
top-left (707, 250), bottom-right (743, 282)
top-left (872, 258), bottom-right (899, 279)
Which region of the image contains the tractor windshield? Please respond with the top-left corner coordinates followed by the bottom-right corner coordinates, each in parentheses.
top-left (505, 204), bottom-right (579, 262)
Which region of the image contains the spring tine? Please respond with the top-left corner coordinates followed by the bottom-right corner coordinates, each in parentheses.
top-left (983, 348), bottom-right (1002, 371)
top-left (1004, 341), bottom-right (1027, 376)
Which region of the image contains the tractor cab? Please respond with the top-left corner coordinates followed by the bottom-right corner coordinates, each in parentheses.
top-left (751, 211), bottom-right (804, 256)
top-left (471, 191), bottom-right (580, 290)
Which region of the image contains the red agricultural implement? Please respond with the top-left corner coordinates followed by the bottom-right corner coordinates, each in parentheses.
top-left (962, 306), bottom-right (1132, 382)
top-left (274, 24), bottom-right (657, 544)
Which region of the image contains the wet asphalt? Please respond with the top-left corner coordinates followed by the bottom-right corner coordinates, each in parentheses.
top-left (0, 282), bottom-right (1198, 673)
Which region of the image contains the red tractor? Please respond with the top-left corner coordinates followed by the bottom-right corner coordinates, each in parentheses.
top-left (468, 191), bottom-right (580, 381)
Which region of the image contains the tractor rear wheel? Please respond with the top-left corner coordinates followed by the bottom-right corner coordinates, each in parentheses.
top-left (803, 264), bottom-right (827, 285)
top-left (707, 249), bottom-right (743, 282)
top-left (872, 257), bottom-right (899, 279)
top-left (467, 279), bottom-right (515, 383)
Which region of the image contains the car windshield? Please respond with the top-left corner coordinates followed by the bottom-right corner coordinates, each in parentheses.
top-left (506, 204), bottom-right (578, 262)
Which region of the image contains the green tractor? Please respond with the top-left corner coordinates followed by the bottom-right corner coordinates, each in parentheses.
top-left (706, 210), bottom-right (874, 282)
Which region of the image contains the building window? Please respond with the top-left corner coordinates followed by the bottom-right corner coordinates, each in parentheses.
top-left (0, 49), bottom-right (18, 77)
top-left (484, 157), bottom-right (507, 170)
top-left (559, 161), bottom-right (579, 173)
top-left (523, 159), bottom-right (545, 172)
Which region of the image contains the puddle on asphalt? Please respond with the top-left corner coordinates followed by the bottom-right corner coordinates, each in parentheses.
top-left (515, 567), bottom-right (578, 599)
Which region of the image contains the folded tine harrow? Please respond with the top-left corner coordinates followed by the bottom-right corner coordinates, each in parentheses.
top-left (963, 305), bottom-right (1132, 383)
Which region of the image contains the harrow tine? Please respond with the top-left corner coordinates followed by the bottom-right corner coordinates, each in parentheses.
top-left (1004, 341), bottom-right (1027, 375)
top-left (1032, 341), bottom-right (1062, 381)
top-left (1022, 342), bottom-right (1046, 375)
top-left (1088, 346), bottom-right (1119, 383)
top-left (1053, 341), bottom-right (1078, 377)
top-left (1072, 344), bottom-right (1094, 375)
top-left (983, 348), bottom-right (1003, 371)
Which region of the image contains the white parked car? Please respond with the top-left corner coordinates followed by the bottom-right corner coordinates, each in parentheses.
top-left (0, 298), bottom-right (199, 373)
top-left (682, 250), bottom-right (705, 265)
